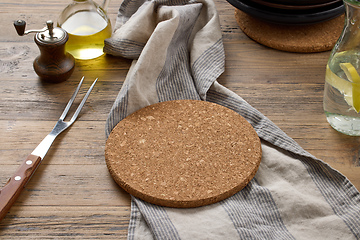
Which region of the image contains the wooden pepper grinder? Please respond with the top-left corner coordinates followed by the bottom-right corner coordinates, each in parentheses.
top-left (14, 20), bottom-right (75, 83)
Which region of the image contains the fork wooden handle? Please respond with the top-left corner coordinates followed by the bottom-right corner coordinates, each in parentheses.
top-left (0, 154), bottom-right (41, 222)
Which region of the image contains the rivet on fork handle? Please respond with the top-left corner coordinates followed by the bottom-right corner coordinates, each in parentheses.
top-left (0, 155), bottom-right (41, 221)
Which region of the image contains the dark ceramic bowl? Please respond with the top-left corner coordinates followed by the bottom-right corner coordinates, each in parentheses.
top-left (264, 0), bottom-right (340, 5)
top-left (251, 0), bottom-right (341, 10)
top-left (226, 0), bottom-right (345, 25)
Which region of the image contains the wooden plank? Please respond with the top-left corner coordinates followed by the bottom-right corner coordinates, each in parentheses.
top-left (0, 206), bottom-right (130, 239)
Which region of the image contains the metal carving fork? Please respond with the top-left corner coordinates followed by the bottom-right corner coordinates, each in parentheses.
top-left (0, 77), bottom-right (97, 222)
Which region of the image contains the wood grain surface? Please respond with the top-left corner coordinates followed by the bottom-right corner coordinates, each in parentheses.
top-left (0, 0), bottom-right (359, 238)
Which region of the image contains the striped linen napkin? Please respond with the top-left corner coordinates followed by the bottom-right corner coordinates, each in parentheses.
top-left (104, 0), bottom-right (360, 239)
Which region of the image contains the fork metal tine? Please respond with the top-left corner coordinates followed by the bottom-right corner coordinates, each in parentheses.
top-left (70, 78), bottom-right (98, 123)
top-left (60, 76), bottom-right (85, 120)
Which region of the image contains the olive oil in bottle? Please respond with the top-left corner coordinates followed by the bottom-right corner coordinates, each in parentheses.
top-left (60, 11), bottom-right (112, 60)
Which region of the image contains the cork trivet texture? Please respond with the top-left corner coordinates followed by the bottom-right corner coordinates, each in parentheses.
top-left (105, 100), bottom-right (262, 208)
top-left (235, 9), bottom-right (344, 53)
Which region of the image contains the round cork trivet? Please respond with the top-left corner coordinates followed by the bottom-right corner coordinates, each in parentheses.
top-left (235, 9), bottom-right (344, 53)
top-left (105, 100), bottom-right (262, 208)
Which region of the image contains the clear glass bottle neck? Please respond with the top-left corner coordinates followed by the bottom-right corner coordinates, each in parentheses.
top-left (345, 0), bottom-right (360, 25)
top-left (331, 0), bottom-right (360, 52)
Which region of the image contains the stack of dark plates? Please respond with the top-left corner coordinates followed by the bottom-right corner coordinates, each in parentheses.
top-left (226, 0), bottom-right (345, 25)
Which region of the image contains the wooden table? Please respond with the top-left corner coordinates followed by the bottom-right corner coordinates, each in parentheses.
top-left (0, 0), bottom-right (359, 238)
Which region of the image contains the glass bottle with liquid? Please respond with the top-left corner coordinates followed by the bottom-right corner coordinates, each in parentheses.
top-left (324, 0), bottom-right (360, 136)
top-left (58, 0), bottom-right (112, 60)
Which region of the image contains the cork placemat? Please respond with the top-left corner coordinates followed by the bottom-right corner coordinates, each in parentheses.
top-left (105, 100), bottom-right (262, 208)
top-left (235, 9), bottom-right (344, 52)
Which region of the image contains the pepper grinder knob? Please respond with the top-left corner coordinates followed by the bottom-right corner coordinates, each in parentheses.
top-left (14, 20), bottom-right (26, 36)
top-left (13, 20), bottom-right (75, 83)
